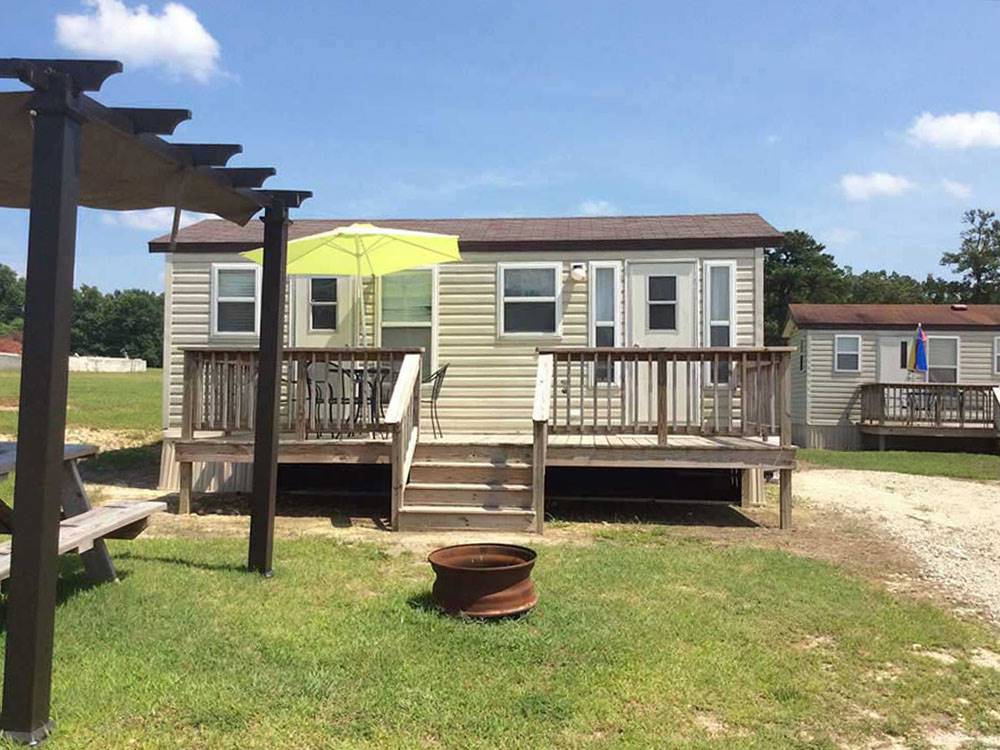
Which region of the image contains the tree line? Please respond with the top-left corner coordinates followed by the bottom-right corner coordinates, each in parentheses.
top-left (764, 209), bottom-right (1000, 343)
top-left (0, 264), bottom-right (163, 367)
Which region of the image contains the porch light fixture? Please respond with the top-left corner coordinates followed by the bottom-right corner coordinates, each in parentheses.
top-left (570, 263), bottom-right (587, 282)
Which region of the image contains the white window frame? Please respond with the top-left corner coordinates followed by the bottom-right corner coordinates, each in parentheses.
top-left (589, 261), bottom-right (622, 384)
top-left (210, 263), bottom-right (260, 337)
top-left (307, 276), bottom-right (339, 333)
top-left (703, 260), bottom-right (736, 348)
top-left (378, 267), bottom-right (438, 375)
top-left (994, 336), bottom-right (1000, 375)
top-left (497, 262), bottom-right (563, 339)
top-left (927, 335), bottom-right (961, 383)
top-left (646, 274), bottom-right (679, 332)
top-left (833, 334), bottom-right (862, 373)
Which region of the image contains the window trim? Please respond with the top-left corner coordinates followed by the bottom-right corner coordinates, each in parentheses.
top-left (703, 260), bottom-right (736, 348)
top-left (833, 334), bottom-right (862, 373)
top-left (646, 274), bottom-right (679, 332)
top-left (496, 262), bottom-right (563, 339)
top-left (589, 261), bottom-right (622, 384)
top-left (994, 336), bottom-right (1000, 375)
top-left (210, 263), bottom-right (260, 337)
top-left (378, 267), bottom-right (438, 376)
top-left (307, 276), bottom-right (339, 333)
top-left (927, 335), bottom-right (961, 382)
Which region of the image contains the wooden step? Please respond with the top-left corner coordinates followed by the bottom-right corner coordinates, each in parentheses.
top-left (397, 505), bottom-right (536, 532)
top-left (408, 460), bottom-right (532, 484)
top-left (404, 482), bottom-right (533, 508)
top-left (413, 443), bottom-right (533, 463)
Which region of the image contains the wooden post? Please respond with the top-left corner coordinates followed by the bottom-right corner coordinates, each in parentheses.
top-left (178, 350), bottom-right (197, 514)
top-left (533, 419), bottom-right (547, 533)
top-left (656, 354), bottom-right (668, 446)
top-left (779, 468), bottom-right (792, 530)
top-left (248, 201), bottom-right (290, 576)
top-left (778, 351), bottom-right (793, 530)
top-left (1, 73), bottom-right (83, 744)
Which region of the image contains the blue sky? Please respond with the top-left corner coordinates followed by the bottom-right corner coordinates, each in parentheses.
top-left (2, 0), bottom-right (1000, 291)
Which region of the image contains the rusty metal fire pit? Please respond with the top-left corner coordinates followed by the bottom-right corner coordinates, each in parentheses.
top-left (427, 543), bottom-right (538, 618)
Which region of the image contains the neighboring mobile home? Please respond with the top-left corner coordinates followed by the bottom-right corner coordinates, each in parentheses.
top-left (150, 214), bottom-right (796, 532)
top-left (784, 303), bottom-right (1000, 450)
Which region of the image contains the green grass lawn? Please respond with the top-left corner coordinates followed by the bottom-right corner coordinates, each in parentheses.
top-left (0, 369), bottom-right (162, 435)
top-left (1, 534), bottom-right (997, 749)
top-left (799, 448), bottom-right (1000, 481)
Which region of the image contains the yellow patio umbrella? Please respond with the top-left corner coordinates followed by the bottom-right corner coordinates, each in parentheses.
top-left (243, 222), bottom-right (460, 344)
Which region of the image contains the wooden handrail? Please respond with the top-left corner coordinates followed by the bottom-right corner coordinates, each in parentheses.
top-left (385, 354), bottom-right (422, 428)
top-left (533, 354), bottom-right (554, 424)
top-left (531, 354), bottom-right (553, 534)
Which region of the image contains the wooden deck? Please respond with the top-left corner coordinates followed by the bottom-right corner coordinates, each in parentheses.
top-left (173, 430), bottom-right (794, 470)
top-left (859, 382), bottom-right (1000, 442)
top-left (171, 346), bottom-right (796, 532)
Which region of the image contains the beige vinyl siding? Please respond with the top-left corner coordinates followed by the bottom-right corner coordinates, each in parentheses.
top-left (163, 247), bottom-right (763, 434)
top-left (162, 252), bottom-right (289, 429)
top-left (788, 330), bottom-right (808, 437)
top-left (803, 327), bottom-right (1000, 429)
top-left (805, 330), bottom-right (875, 427)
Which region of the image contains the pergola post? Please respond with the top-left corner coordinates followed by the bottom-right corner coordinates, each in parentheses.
top-left (247, 201), bottom-right (290, 575)
top-left (0, 73), bottom-right (83, 744)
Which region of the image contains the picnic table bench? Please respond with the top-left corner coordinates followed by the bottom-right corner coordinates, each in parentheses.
top-left (0, 442), bottom-right (165, 583)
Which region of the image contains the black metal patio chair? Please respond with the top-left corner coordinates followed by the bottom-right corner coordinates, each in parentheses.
top-left (421, 363), bottom-right (449, 438)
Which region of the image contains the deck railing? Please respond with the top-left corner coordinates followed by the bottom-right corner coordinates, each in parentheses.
top-left (385, 353), bottom-right (422, 530)
top-left (180, 347), bottom-right (422, 440)
top-left (859, 382), bottom-right (998, 430)
top-left (536, 347), bottom-right (793, 444)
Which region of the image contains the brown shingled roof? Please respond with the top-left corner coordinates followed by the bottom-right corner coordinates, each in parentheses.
top-left (149, 213), bottom-right (783, 253)
top-left (789, 304), bottom-right (1000, 329)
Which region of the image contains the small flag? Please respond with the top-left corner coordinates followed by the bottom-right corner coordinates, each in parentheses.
top-left (908, 323), bottom-right (928, 372)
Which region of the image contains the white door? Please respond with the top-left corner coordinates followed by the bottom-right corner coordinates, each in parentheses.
top-left (878, 336), bottom-right (909, 383)
top-left (627, 261), bottom-right (697, 424)
top-left (292, 276), bottom-right (355, 348)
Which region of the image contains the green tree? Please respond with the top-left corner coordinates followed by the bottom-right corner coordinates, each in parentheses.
top-left (70, 284), bottom-right (107, 356)
top-left (764, 230), bottom-right (849, 343)
top-left (0, 263), bottom-right (24, 335)
top-left (99, 289), bottom-right (163, 367)
top-left (939, 209), bottom-right (1000, 302)
top-left (844, 269), bottom-right (927, 304)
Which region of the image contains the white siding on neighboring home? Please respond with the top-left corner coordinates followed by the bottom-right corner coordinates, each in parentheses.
top-left (788, 329), bottom-right (809, 446)
top-left (793, 326), bottom-right (1000, 449)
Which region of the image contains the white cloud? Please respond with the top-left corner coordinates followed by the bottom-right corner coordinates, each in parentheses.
top-left (100, 207), bottom-right (210, 232)
top-left (839, 172), bottom-right (915, 201)
top-left (941, 179), bottom-right (972, 199)
top-left (55, 0), bottom-right (221, 83)
top-left (908, 111), bottom-right (1000, 149)
top-left (826, 227), bottom-right (859, 245)
top-left (576, 199), bottom-right (618, 216)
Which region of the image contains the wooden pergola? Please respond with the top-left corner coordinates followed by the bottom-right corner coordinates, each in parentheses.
top-left (0, 58), bottom-right (308, 744)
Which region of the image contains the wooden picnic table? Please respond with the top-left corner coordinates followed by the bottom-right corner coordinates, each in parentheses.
top-left (0, 441), bottom-right (165, 583)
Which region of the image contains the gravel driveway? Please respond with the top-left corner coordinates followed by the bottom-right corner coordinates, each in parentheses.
top-left (796, 468), bottom-right (1000, 623)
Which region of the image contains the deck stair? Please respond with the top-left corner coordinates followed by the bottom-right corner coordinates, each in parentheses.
top-left (396, 442), bottom-right (537, 532)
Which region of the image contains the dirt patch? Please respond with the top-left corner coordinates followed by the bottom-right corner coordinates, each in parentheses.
top-left (796, 467), bottom-right (1000, 624)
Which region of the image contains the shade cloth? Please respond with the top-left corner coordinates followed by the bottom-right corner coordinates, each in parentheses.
top-left (0, 92), bottom-right (262, 225)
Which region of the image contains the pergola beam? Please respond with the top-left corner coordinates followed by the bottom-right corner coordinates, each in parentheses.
top-left (171, 143), bottom-right (243, 167)
top-left (110, 107), bottom-right (191, 135)
top-left (209, 167), bottom-right (276, 189)
top-left (0, 58), bottom-right (122, 92)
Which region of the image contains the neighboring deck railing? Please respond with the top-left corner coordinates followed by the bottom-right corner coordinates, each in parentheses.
top-left (859, 382), bottom-right (999, 431)
top-left (536, 347), bottom-right (793, 444)
top-left (180, 347), bottom-right (422, 440)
